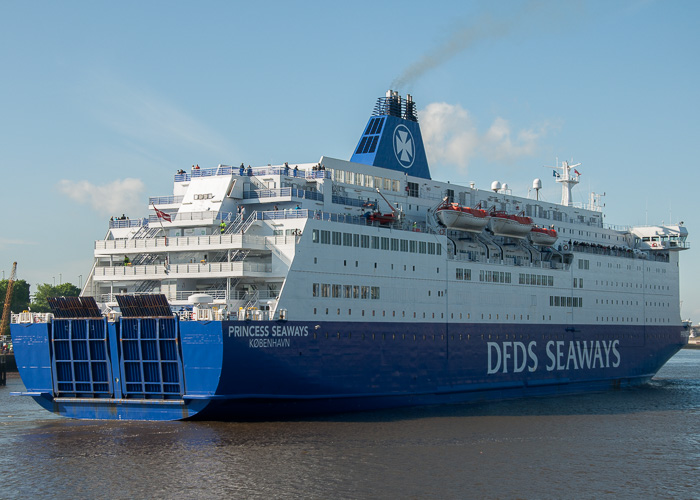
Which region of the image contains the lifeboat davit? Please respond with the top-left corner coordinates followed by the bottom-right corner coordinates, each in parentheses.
top-left (489, 209), bottom-right (533, 238)
top-left (529, 226), bottom-right (558, 246)
top-left (435, 200), bottom-right (490, 233)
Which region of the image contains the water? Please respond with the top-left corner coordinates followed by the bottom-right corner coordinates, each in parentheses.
top-left (1, 351), bottom-right (698, 499)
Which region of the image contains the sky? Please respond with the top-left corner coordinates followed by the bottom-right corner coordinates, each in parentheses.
top-left (1, 0), bottom-right (699, 320)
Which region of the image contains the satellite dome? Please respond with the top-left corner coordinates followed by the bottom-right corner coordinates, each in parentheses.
top-left (533, 178), bottom-right (542, 190)
top-left (491, 181), bottom-right (501, 192)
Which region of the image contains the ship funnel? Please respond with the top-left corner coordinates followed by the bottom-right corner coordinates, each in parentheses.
top-left (350, 90), bottom-right (431, 180)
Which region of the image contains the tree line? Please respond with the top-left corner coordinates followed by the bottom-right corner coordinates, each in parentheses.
top-left (0, 280), bottom-right (81, 315)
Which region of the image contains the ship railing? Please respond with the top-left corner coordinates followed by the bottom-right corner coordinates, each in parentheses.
top-left (11, 312), bottom-right (53, 324)
top-left (109, 218), bottom-right (148, 229)
top-left (230, 290), bottom-right (278, 300)
top-left (177, 164), bottom-right (331, 180)
top-left (173, 290), bottom-right (227, 301)
top-left (243, 187), bottom-right (324, 201)
top-left (148, 195), bottom-right (184, 205)
top-left (94, 261), bottom-right (272, 277)
top-left (95, 233), bottom-right (269, 251)
top-left (147, 210), bottom-right (234, 225)
top-left (99, 289), bottom-right (230, 304)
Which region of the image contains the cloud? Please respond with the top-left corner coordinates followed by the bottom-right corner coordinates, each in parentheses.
top-left (0, 238), bottom-right (36, 249)
top-left (419, 102), bottom-right (549, 173)
top-left (57, 178), bottom-right (145, 216)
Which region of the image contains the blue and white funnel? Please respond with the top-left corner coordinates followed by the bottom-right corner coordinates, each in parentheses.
top-left (350, 90), bottom-right (431, 180)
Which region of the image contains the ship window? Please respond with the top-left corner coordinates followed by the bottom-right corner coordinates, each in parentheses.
top-left (343, 285), bottom-right (352, 298)
top-left (391, 238), bottom-right (399, 251)
top-left (371, 287), bottom-right (380, 300)
top-left (312, 229), bottom-right (319, 243)
top-left (332, 232), bottom-right (341, 245)
top-left (428, 242), bottom-right (435, 254)
top-left (320, 230), bottom-right (330, 244)
top-left (407, 182), bottom-right (419, 197)
top-left (384, 178), bottom-right (392, 190)
top-left (371, 236), bottom-right (380, 249)
top-left (353, 234), bottom-right (360, 247)
top-left (400, 240), bottom-right (408, 252)
top-left (353, 286), bottom-right (360, 299)
top-left (381, 237), bottom-right (389, 250)
top-left (419, 242), bottom-right (427, 254)
top-left (361, 235), bottom-right (370, 248)
top-left (332, 285), bottom-right (341, 298)
top-left (312, 283), bottom-right (319, 297)
top-left (392, 180), bottom-right (400, 192)
top-left (361, 286), bottom-right (369, 299)
top-left (321, 284), bottom-right (330, 297)
top-left (343, 233), bottom-right (353, 246)
top-left (410, 241), bottom-right (417, 253)
top-left (355, 136), bottom-right (369, 155)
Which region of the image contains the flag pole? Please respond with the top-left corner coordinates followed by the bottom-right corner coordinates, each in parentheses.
top-left (152, 204), bottom-right (170, 273)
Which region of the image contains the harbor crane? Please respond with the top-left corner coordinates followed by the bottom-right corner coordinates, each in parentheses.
top-left (1, 262), bottom-right (17, 339)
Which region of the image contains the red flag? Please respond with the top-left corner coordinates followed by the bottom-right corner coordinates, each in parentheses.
top-left (574, 169), bottom-right (581, 176)
top-left (154, 206), bottom-right (172, 222)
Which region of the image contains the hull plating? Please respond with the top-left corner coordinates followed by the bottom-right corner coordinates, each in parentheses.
top-left (11, 319), bottom-right (687, 420)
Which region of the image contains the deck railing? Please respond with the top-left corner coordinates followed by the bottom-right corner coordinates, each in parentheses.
top-left (94, 261), bottom-right (272, 278)
top-left (174, 165), bottom-right (331, 182)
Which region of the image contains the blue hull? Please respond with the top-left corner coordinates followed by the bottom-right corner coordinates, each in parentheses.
top-left (11, 319), bottom-right (687, 420)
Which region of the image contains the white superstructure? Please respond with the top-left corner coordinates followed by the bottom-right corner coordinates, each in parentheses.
top-left (81, 91), bottom-right (689, 331)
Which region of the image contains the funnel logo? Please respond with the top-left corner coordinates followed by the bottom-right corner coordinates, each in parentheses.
top-left (393, 125), bottom-right (414, 169)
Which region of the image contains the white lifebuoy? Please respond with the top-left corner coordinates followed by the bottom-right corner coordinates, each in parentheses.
top-left (563, 244), bottom-right (569, 251)
top-left (439, 229), bottom-right (445, 235)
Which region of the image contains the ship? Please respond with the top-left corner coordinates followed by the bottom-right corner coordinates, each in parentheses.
top-left (11, 90), bottom-right (690, 421)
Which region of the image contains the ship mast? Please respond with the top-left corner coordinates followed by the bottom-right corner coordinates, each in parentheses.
top-left (548, 160), bottom-right (581, 206)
